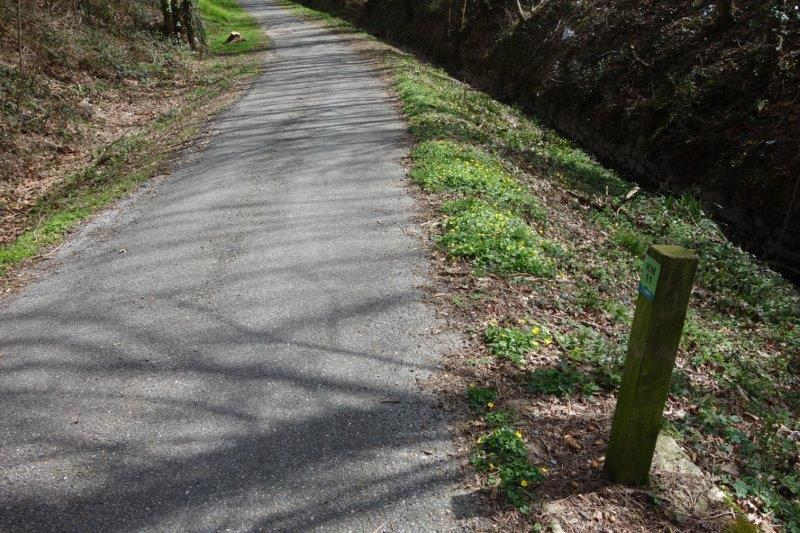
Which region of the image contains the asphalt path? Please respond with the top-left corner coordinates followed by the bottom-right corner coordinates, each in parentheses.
top-left (0, 2), bottom-right (469, 531)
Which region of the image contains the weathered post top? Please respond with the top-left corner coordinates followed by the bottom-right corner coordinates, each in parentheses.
top-left (605, 244), bottom-right (698, 485)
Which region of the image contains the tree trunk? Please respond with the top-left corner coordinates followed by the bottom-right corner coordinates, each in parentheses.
top-left (181, 0), bottom-right (196, 51)
top-left (447, 0), bottom-right (452, 35)
top-left (193, 9), bottom-right (207, 48)
top-left (160, 0), bottom-right (173, 36)
top-left (717, 0), bottom-right (733, 29)
top-left (17, 0), bottom-right (23, 133)
top-left (17, 0), bottom-right (23, 75)
top-left (168, 0), bottom-right (178, 36)
top-left (403, 0), bottom-right (413, 22)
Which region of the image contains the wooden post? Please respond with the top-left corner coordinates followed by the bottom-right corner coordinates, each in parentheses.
top-left (605, 244), bottom-right (698, 485)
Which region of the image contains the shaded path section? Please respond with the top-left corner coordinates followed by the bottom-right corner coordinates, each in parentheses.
top-left (0, 2), bottom-right (467, 531)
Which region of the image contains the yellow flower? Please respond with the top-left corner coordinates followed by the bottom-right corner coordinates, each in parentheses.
top-left (520, 479), bottom-right (528, 487)
top-left (531, 326), bottom-right (541, 336)
top-left (487, 402), bottom-right (495, 409)
top-left (540, 466), bottom-right (549, 474)
top-left (515, 431), bottom-right (523, 439)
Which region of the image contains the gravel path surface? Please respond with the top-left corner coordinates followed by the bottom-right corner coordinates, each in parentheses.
top-left (0, 2), bottom-right (468, 530)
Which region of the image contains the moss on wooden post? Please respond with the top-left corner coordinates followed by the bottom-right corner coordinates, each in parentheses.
top-left (605, 244), bottom-right (698, 485)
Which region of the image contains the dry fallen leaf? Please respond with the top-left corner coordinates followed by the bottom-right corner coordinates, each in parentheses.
top-left (565, 434), bottom-right (582, 451)
top-left (528, 438), bottom-right (548, 459)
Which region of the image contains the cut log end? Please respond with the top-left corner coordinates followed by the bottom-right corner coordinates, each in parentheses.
top-left (224, 31), bottom-right (242, 44)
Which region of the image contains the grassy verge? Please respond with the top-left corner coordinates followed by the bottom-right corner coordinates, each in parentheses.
top-left (199, 0), bottom-right (271, 54)
top-left (0, 0), bottom-right (268, 283)
top-left (392, 46), bottom-right (799, 532)
top-left (287, 3), bottom-right (799, 531)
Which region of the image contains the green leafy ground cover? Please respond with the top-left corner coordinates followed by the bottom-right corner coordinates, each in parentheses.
top-left (466, 386), bottom-right (543, 513)
top-left (410, 140), bottom-right (544, 219)
top-left (485, 323), bottom-right (551, 366)
top-left (472, 425), bottom-right (544, 513)
top-left (439, 199), bottom-right (556, 277)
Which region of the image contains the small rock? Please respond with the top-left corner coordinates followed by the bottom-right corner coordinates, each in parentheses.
top-left (77, 98), bottom-right (93, 119)
top-left (652, 434), bottom-right (702, 476)
top-left (542, 499), bottom-right (567, 515)
top-left (708, 487), bottom-right (726, 504)
top-left (41, 139), bottom-right (62, 152)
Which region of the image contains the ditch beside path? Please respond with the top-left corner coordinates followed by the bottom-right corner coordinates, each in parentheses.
top-left (0, 1), bottom-right (470, 531)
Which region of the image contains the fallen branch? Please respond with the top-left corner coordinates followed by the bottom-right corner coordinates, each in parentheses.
top-left (630, 45), bottom-right (652, 68)
top-left (516, 0), bottom-right (528, 20)
top-left (615, 186), bottom-right (640, 214)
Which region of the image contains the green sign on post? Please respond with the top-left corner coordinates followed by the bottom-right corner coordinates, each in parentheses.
top-left (605, 244), bottom-right (698, 485)
top-left (638, 254), bottom-right (661, 301)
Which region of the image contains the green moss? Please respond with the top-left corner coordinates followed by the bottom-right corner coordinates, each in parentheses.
top-left (725, 516), bottom-right (761, 533)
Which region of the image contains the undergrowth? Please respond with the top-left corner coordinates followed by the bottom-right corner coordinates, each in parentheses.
top-left (467, 385), bottom-right (498, 411)
top-left (388, 31), bottom-right (800, 531)
top-left (527, 365), bottom-right (599, 397)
